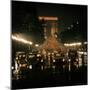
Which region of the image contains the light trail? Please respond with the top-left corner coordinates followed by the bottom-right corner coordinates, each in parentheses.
top-left (64, 42), bottom-right (82, 47)
top-left (12, 35), bottom-right (33, 45)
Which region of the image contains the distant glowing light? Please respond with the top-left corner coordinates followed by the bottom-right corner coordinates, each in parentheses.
top-left (76, 59), bottom-right (78, 62)
top-left (12, 66), bottom-right (14, 70)
top-left (37, 54), bottom-right (41, 57)
top-left (29, 42), bottom-right (33, 45)
top-left (84, 42), bottom-right (87, 44)
top-left (78, 51), bottom-right (84, 55)
top-left (68, 59), bottom-right (71, 62)
top-left (84, 52), bottom-right (87, 55)
top-left (53, 59), bottom-right (55, 62)
top-left (41, 59), bottom-right (43, 62)
top-left (15, 61), bottom-right (18, 72)
top-left (48, 53), bottom-right (51, 56)
top-left (20, 64), bottom-right (27, 67)
top-left (16, 57), bottom-right (18, 60)
top-left (78, 58), bottom-right (82, 67)
top-left (64, 42), bottom-right (82, 47)
top-left (19, 55), bottom-right (21, 58)
top-left (63, 58), bottom-right (65, 62)
top-left (78, 51), bottom-right (87, 55)
top-left (23, 55), bottom-right (25, 57)
top-left (29, 65), bottom-right (32, 69)
top-left (39, 16), bottom-right (58, 21)
top-left (35, 44), bottom-right (39, 47)
top-left (29, 55), bottom-right (35, 58)
top-left (12, 35), bottom-right (33, 45)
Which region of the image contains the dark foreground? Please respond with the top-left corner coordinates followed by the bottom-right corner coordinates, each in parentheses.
top-left (12, 64), bottom-right (87, 89)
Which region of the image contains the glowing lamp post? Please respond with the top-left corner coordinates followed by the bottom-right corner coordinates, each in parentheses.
top-left (12, 35), bottom-right (33, 52)
top-left (35, 44), bottom-right (39, 47)
top-left (29, 41), bottom-right (33, 52)
top-left (35, 44), bottom-right (39, 51)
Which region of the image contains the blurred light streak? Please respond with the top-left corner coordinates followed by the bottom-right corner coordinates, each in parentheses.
top-left (12, 35), bottom-right (33, 45)
top-left (39, 16), bottom-right (58, 21)
top-left (35, 44), bottom-right (39, 47)
top-left (64, 42), bottom-right (82, 46)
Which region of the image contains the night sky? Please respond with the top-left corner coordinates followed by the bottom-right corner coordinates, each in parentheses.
top-left (36, 3), bottom-right (87, 32)
top-left (12, 1), bottom-right (87, 43)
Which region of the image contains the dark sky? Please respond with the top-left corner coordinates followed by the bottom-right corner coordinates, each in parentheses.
top-left (12, 1), bottom-right (87, 31)
top-left (36, 3), bottom-right (87, 31)
top-left (12, 1), bottom-right (87, 43)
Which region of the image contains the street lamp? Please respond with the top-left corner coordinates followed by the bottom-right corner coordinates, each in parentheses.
top-left (35, 44), bottom-right (39, 47)
top-left (29, 41), bottom-right (33, 45)
top-left (29, 41), bottom-right (33, 52)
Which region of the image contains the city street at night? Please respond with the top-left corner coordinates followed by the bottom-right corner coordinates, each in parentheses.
top-left (12, 1), bottom-right (87, 89)
top-left (12, 50), bottom-right (87, 89)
